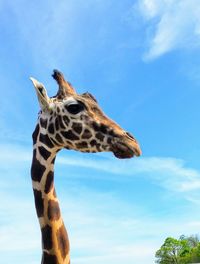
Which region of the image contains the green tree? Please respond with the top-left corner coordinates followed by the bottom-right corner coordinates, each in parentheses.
top-left (155, 237), bottom-right (190, 264)
top-left (155, 235), bottom-right (200, 264)
top-left (190, 243), bottom-right (200, 263)
top-left (187, 235), bottom-right (199, 248)
top-left (180, 235), bottom-right (200, 263)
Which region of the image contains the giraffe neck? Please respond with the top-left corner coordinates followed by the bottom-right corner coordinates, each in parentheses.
top-left (31, 125), bottom-right (70, 264)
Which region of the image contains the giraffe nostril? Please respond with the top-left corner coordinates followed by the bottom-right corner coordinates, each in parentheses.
top-left (125, 132), bottom-right (136, 141)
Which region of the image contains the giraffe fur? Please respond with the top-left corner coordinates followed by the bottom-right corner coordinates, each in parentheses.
top-left (30, 70), bottom-right (141, 264)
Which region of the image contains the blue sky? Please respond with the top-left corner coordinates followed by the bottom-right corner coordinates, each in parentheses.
top-left (1, 0), bottom-right (200, 263)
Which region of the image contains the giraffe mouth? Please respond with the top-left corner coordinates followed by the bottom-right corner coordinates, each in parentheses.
top-left (112, 142), bottom-right (141, 159)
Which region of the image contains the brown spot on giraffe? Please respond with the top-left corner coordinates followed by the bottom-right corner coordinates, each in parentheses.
top-left (75, 141), bottom-right (88, 149)
top-left (96, 132), bottom-right (104, 141)
top-left (48, 123), bottom-right (55, 134)
top-left (38, 146), bottom-right (51, 160)
top-left (71, 122), bottom-right (82, 134)
top-left (55, 133), bottom-right (64, 144)
top-left (48, 200), bottom-right (61, 221)
top-left (56, 224), bottom-right (70, 260)
top-left (42, 225), bottom-right (53, 250)
top-left (44, 171), bottom-right (54, 194)
top-left (33, 189), bottom-right (44, 217)
top-left (61, 130), bottom-right (79, 140)
top-left (32, 124), bottom-right (39, 144)
top-left (40, 118), bottom-right (48, 129)
top-left (82, 128), bottom-right (93, 139)
top-left (42, 252), bottom-right (58, 264)
top-left (31, 149), bottom-right (46, 182)
top-left (39, 133), bottom-right (55, 148)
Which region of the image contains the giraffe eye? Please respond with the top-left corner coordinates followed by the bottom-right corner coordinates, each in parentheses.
top-left (65, 102), bottom-right (85, 114)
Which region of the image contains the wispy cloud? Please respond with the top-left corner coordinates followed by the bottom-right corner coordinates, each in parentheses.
top-left (59, 154), bottom-right (200, 202)
top-left (2, 143), bottom-right (200, 197)
top-left (134, 0), bottom-right (200, 60)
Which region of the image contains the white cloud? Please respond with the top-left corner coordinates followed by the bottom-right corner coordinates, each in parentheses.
top-left (1, 143), bottom-right (200, 195)
top-left (135, 0), bottom-right (200, 60)
top-left (58, 154), bottom-right (200, 202)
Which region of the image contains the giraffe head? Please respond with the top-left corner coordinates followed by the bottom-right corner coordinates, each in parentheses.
top-left (31, 70), bottom-right (141, 159)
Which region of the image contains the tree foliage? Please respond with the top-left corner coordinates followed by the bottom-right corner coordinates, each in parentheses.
top-left (155, 235), bottom-right (200, 264)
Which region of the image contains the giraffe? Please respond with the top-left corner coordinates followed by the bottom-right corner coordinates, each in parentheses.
top-left (30, 70), bottom-right (141, 264)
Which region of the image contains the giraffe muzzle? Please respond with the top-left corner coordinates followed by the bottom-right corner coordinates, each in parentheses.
top-left (112, 140), bottom-right (141, 159)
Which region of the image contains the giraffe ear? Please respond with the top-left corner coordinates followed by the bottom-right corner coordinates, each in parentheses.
top-left (30, 77), bottom-right (51, 111)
